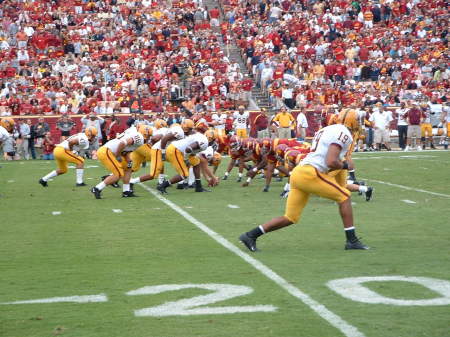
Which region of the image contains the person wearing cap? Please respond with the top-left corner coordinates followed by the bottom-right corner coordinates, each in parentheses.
top-left (404, 102), bottom-right (424, 151)
top-left (254, 108), bottom-right (269, 138)
top-left (272, 106), bottom-right (295, 139)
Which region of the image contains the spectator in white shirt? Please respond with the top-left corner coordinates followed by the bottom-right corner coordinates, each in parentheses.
top-left (296, 110), bottom-right (308, 141)
top-left (369, 103), bottom-right (393, 151)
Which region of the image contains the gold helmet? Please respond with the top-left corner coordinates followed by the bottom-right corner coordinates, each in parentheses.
top-left (171, 123), bottom-right (181, 128)
top-left (137, 124), bottom-right (153, 140)
top-left (181, 118), bottom-right (195, 132)
top-left (154, 119), bottom-right (167, 129)
top-left (0, 117), bottom-right (15, 132)
top-left (84, 126), bottom-right (98, 140)
top-left (211, 152), bottom-right (222, 166)
top-left (337, 109), bottom-right (360, 132)
top-left (205, 129), bottom-right (216, 143)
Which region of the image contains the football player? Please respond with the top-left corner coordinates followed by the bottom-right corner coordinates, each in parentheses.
top-left (129, 120), bottom-right (190, 186)
top-left (91, 125), bottom-right (147, 199)
top-left (239, 111), bottom-right (369, 252)
top-left (157, 129), bottom-right (209, 193)
top-left (39, 126), bottom-right (97, 187)
top-left (222, 135), bottom-right (246, 182)
top-left (336, 109), bottom-right (374, 200)
top-left (233, 105), bottom-right (249, 138)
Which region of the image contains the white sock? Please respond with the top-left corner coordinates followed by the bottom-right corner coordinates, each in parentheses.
top-left (238, 172), bottom-right (243, 178)
top-left (345, 226), bottom-right (355, 231)
top-left (258, 225), bottom-right (265, 234)
top-left (130, 177), bottom-right (140, 184)
top-left (42, 170), bottom-right (58, 181)
top-left (274, 168), bottom-right (279, 175)
top-left (224, 171), bottom-right (229, 176)
top-left (96, 181), bottom-right (106, 191)
top-left (246, 177), bottom-right (251, 183)
top-left (283, 182), bottom-right (290, 192)
top-left (123, 184), bottom-right (130, 192)
top-left (158, 174), bottom-right (165, 184)
top-left (76, 169), bottom-right (84, 184)
top-left (358, 185), bottom-right (368, 193)
top-left (188, 167), bottom-right (195, 185)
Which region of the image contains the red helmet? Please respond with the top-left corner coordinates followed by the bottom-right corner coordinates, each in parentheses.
top-left (259, 137), bottom-right (272, 155)
top-left (275, 144), bottom-right (289, 161)
top-left (229, 135), bottom-right (241, 150)
top-left (242, 138), bottom-right (256, 152)
top-left (285, 149), bottom-right (301, 165)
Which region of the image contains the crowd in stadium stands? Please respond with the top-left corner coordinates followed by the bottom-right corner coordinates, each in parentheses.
top-left (0, 0), bottom-right (449, 160)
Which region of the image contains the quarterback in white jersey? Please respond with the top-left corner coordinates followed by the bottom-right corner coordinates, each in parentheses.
top-left (39, 127), bottom-right (97, 187)
top-left (233, 106), bottom-right (249, 138)
top-left (301, 124), bottom-right (352, 173)
top-left (91, 126), bottom-right (147, 199)
top-left (239, 109), bottom-right (369, 253)
top-left (158, 129), bottom-right (211, 193)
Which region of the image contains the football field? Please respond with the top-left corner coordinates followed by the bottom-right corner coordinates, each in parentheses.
top-left (1, 151), bottom-right (450, 337)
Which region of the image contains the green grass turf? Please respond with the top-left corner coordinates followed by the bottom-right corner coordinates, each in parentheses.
top-left (0, 150), bottom-right (449, 337)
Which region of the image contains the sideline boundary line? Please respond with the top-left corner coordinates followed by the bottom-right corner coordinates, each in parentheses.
top-left (363, 179), bottom-right (450, 198)
top-left (139, 183), bottom-right (365, 337)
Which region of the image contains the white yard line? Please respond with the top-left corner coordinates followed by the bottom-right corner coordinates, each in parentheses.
top-left (402, 200), bottom-right (417, 204)
top-left (363, 179), bottom-right (450, 198)
top-left (1, 294), bottom-right (108, 305)
top-left (138, 183), bottom-right (365, 337)
top-left (227, 204), bottom-right (240, 209)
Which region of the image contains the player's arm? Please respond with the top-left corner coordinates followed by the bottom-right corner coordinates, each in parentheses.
top-left (185, 141), bottom-right (200, 154)
top-left (67, 137), bottom-right (79, 151)
top-left (326, 143), bottom-right (347, 171)
top-left (160, 133), bottom-right (176, 150)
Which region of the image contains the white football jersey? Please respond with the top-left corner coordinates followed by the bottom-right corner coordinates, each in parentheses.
top-left (199, 146), bottom-right (214, 161)
top-left (233, 111), bottom-right (249, 129)
top-left (57, 133), bottom-right (90, 151)
top-left (301, 124), bottom-right (352, 173)
top-left (105, 128), bottom-right (144, 154)
top-left (212, 113), bottom-right (227, 129)
top-left (173, 132), bottom-right (208, 155)
top-left (0, 125), bottom-right (10, 144)
top-left (152, 125), bottom-right (184, 150)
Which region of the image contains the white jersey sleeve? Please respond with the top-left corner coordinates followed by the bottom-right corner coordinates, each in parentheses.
top-left (151, 127), bottom-right (169, 150)
top-left (301, 124), bottom-right (352, 172)
top-left (105, 129), bottom-right (144, 154)
top-left (199, 145), bottom-right (214, 160)
top-left (173, 132), bottom-right (208, 155)
top-left (57, 133), bottom-right (89, 151)
top-left (170, 125), bottom-right (185, 140)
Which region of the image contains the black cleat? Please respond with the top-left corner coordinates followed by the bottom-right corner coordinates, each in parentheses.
top-left (91, 187), bottom-right (102, 199)
top-left (222, 175), bottom-right (228, 180)
top-left (365, 187), bottom-right (373, 201)
top-left (130, 183), bottom-right (134, 192)
top-left (195, 186), bottom-right (211, 192)
top-left (177, 183), bottom-right (185, 190)
top-left (39, 178), bottom-right (48, 187)
top-left (276, 176), bottom-right (282, 182)
top-left (76, 182), bottom-right (87, 187)
top-left (345, 238), bottom-right (369, 250)
top-left (157, 181), bottom-right (170, 194)
top-left (122, 191), bottom-right (137, 197)
top-left (263, 185), bottom-right (269, 192)
top-left (239, 233), bottom-right (258, 252)
top-left (236, 177), bottom-right (242, 183)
